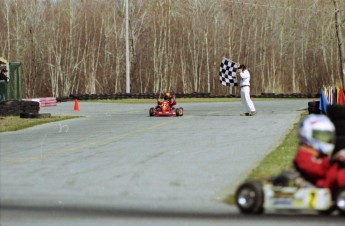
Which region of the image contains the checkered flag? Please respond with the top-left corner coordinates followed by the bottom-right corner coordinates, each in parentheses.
top-left (219, 57), bottom-right (238, 87)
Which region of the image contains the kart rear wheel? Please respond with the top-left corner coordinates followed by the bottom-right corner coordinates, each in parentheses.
top-left (335, 186), bottom-right (345, 216)
top-left (235, 181), bottom-right (264, 214)
top-left (149, 107), bottom-right (155, 117)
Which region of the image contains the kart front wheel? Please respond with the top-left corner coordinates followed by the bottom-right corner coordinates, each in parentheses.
top-left (336, 186), bottom-right (345, 216)
top-left (235, 181), bottom-right (264, 214)
top-left (149, 107), bottom-right (155, 117)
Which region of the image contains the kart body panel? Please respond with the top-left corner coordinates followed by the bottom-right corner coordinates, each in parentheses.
top-left (152, 109), bottom-right (177, 117)
top-left (263, 184), bottom-right (333, 211)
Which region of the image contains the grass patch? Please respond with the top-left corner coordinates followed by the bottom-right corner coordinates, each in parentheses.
top-left (223, 111), bottom-right (308, 204)
top-left (0, 115), bottom-right (80, 133)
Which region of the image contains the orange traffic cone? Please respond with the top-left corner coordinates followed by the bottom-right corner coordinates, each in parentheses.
top-left (74, 99), bottom-right (79, 111)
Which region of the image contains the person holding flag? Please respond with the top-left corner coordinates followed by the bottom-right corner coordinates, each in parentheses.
top-left (238, 64), bottom-right (256, 116)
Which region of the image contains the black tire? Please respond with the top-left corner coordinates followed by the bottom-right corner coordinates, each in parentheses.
top-left (149, 107), bottom-right (154, 117)
top-left (235, 181), bottom-right (264, 214)
top-left (333, 120), bottom-right (345, 136)
top-left (335, 186), bottom-right (345, 216)
top-left (19, 112), bottom-right (32, 118)
top-left (308, 106), bottom-right (320, 114)
top-left (32, 113), bottom-right (51, 118)
top-left (175, 108), bottom-right (180, 116)
top-left (176, 107), bottom-right (183, 116)
top-left (20, 113), bottom-right (51, 119)
top-left (327, 105), bottom-right (345, 120)
top-left (308, 101), bottom-right (320, 107)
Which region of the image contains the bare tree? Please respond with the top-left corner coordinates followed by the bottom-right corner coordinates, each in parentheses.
top-left (1, 0), bottom-right (344, 97)
top-left (333, 0), bottom-right (345, 88)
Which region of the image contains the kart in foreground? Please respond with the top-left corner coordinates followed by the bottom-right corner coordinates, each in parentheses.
top-left (235, 171), bottom-right (345, 216)
top-left (149, 100), bottom-right (184, 117)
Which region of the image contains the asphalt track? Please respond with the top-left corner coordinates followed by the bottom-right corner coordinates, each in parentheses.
top-left (1, 99), bottom-right (344, 225)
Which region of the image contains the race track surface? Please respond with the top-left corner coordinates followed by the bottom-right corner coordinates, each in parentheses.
top-left (1, 99), bottom-right (343, 225)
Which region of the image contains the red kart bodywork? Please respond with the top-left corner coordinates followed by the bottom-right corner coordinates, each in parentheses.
top-left (149, 100), bottom-right (183, 117)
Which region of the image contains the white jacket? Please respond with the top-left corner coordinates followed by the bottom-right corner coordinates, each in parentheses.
top-left (240, 70), bottom-right (250, 86)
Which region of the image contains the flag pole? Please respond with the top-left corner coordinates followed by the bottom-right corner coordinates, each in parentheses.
top-left (125, 0), bottom-right (130, 94)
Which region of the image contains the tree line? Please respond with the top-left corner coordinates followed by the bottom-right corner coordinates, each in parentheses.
top-left (0, 0), bottom-right (344, 98)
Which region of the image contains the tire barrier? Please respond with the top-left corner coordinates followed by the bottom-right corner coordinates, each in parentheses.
top-left (63, 92), bottom-right (316, 101)
top-left (327, 104), bottom-right (345, 161)
top-left (67, 93), bottom-right (213, 101)
top-left (0, 92), bottom-right (317, 116)
top-left (307, 101), bottom-right (321, 114)
top-left (259, 93), bottom-right (319, 99)
top-left (0, 100), bottom-right (39, 116)
top-left (19, 112), bottom-right (51, 119)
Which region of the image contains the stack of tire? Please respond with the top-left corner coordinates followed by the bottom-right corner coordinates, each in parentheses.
top-left (0, 100), bottom-right (39, 116)
top-left (308, 100), bottom-right (321, 114)
top-left (0, 100), bottom-right (50, 118)
top-left (327, 104), bottom-right (345, 159)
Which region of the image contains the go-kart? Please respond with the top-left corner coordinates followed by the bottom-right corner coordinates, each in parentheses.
top-left (149, 100), bottom-right (184, 117)
top-left (235, 171), bottom-right (345, 216)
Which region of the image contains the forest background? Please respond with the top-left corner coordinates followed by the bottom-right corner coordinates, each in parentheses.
top-left (0, 0), bottom-right (344, 98)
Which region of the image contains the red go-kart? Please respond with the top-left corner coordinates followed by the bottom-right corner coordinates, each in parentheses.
top-left (149, 100), bottom-right (184, 117)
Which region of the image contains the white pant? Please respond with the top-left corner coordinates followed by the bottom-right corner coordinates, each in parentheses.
top-left (240, 86), bottom-right (256, 113)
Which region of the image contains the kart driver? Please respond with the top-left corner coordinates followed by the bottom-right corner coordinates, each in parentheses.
top-left (157, 92), bottom-right (176, 108)
top-left (294, 114), bottom-right (345, 194)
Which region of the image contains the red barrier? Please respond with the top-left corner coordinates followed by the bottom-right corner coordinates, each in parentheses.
top-left (23, 97), bottom-right (57, 107)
